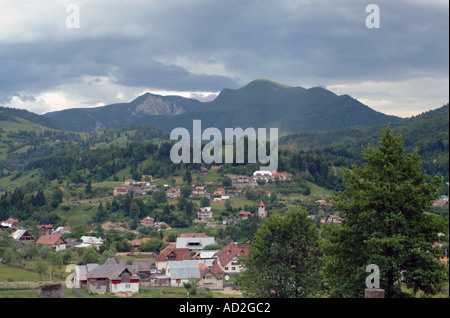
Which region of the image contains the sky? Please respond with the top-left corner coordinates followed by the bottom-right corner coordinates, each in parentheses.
top-left (0, 0), bottom-right (448, 118)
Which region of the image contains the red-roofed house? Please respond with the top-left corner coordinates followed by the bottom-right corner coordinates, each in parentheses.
top-left (154, 246), bottom-right (191, 271)
top-left (129, 237), bottom-right (152, 252)
top-left (113, 187), bottom-right (129, 196)
top-left (238, 211), bottom-right (253, 219)
top-left (36, 234), bottom-right (67, 251)
top-left (37, 224), bottom-right (53, 235)
top-left (215, 241), bottom-right (249, 275)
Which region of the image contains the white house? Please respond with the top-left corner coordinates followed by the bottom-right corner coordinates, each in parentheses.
top-left (253, 170), bottom-right (272, 182)
top-left (197, 207), bottom-right (213, 220)
top-left (75, 236), bottom-right (104, 249)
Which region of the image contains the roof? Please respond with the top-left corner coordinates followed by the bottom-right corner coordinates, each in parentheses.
top-left (238, 211), bottom-right (253, 217)
top-left (12, 229), bottom-right (30, 240)
top-left (132, 261), bottom-right (152, 272)
top-left (80, 236), bottom-right (103, 245)
top-left (130, 237), bottom-right (152, 246)
top-left (36, 234), bottom-right (65, 245)
top-left (167, 260), bottom-right (200, 279)
top-left (199, 262), bottom-right (224, 280)
top-left (86, 260), bottom-right (139, 280)
top-left (216, 241), bottom-right (249, 267)
top-left (176, 237), bottom-right (216, 249)
top-left (155, 247), bottom-right (190, 262)
top-left (258, 200), bottom-right (266, 207)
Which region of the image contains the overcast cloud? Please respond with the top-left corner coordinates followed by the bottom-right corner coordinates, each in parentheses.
top-left (0, 0), bottom-right (448, 117)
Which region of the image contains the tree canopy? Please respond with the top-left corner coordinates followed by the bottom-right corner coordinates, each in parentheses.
top-left (322, 127), bottom-right (447, 298)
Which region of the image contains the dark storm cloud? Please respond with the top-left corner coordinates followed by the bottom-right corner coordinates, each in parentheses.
top-left (0, 0), bottom-right (447, 114)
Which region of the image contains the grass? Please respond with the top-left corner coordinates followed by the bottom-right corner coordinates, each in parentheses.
top-left (0, 264), bottom-right (43, 282)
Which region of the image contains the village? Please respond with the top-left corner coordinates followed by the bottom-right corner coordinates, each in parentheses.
top-left (0, 166), bottom-right (349, 298)
top-left (1, 165), bottom-right (448, 298)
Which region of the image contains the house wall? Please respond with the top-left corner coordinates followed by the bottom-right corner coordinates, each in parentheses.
top-left (221, 258), bottom-right (245, 274)
top-left (111, 282), bottom-right (139, 294)
top-left (88, 279), bottom-right (109, 294)
top-left (199, 274), bottom-right (223, 290)
top-left (156, 260), bottom-right (168, 271)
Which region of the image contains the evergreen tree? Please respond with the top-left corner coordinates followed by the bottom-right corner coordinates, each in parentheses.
top-left (322, 127), bottom-right (447, 298)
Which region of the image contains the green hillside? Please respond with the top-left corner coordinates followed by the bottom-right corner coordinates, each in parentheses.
top-left (280, 103), bottom-right (449, 180)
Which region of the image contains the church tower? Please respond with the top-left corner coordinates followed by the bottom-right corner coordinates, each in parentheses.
top-left (257, 200), bottom-right (267, 218)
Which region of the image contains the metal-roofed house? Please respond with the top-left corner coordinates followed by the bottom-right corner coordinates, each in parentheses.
top-left (11, 229), bottom-right (35, 245)
top-left (86, 258), bottom-right (140, 294)
top-left (73, 264), bottom-right (98, 288)
top-left (166, 260), bottom-right (201, 287)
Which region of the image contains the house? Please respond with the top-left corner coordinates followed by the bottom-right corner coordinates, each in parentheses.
top-left (73, 264), bottom-right (98, 288)
top-left (166, 260), bottom-right (201, 287)
top-left (154, 246), bottom-right (190, 271)
top-left (132, 261), bottom-right (152, 278)
top-left (238, 211), bottom-right (253, 219)
top-left (321, 214), bottom-right (344, 224)
top-left (197, 207), bottom-right (213, 220)
top-left (11, 229), bottom-right (35, 245)
top-left (1, 218), bottom-right (20, 232)
top-left (71, 200), bottom-right (81, 206)
top-left (213, 188), bottom-right (225, 196)
top-left (236, 176), bottom-right (249, 184)
top-left (140, 216), bottom-right (155, 227)
top-left (176, 236), bottom-right (216, 250)
top-left (124, 179), bottom-right (136, 186)
top-left (433, 195), bottom-right (449, 206)
top-left (75, 236), bottom-right (104, 249)
top-left (271, 171), bottom-right (292, 181)
top-left (36, 234), bottom-right (67, 251)
top-left (199, 166), bottom-right (208, 175)
top-left (128, 186), bottom-right (147, 196)
top-left (192, 186), bottom-right (205, 195)
top-left (215, 241), bottom-right (249, 275)
top-left (113, 187), bottom-right (129, 196)
top-left (86, 258), bottom-right (140, 294)
top-left (198, 262), bottom-right (224, 290)
top-left (129, 237), bottom-right (152, 252)
top-left (257, 200), bottom-right (267, 218)
top-left (166, 187), bottom-right (181, 200)
top-left (52, 226), bottom-right (71, 235)
top-left (37, 224), bottom-right (53, 235)
top-left (253, 170), bottom-right (272, 182)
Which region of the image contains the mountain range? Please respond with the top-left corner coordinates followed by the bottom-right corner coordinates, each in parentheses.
top-left (42, 79), bottom-right (401, 134)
